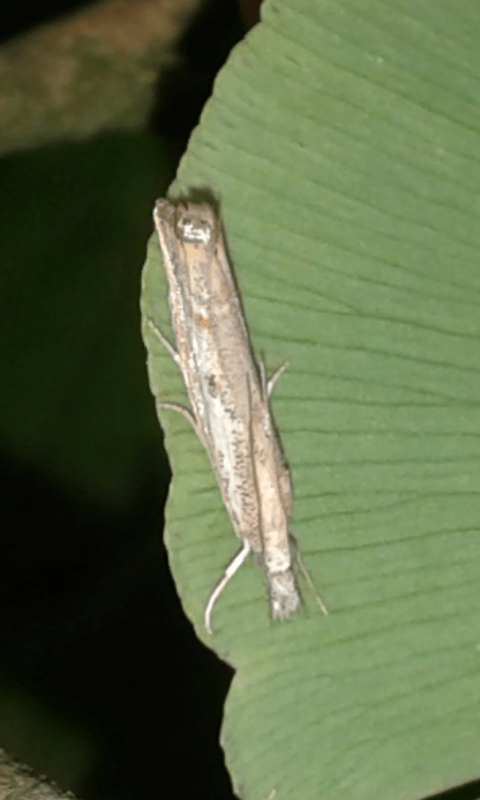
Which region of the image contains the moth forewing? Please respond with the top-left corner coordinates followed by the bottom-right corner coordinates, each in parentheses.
top-left (248, 383), bottom-right (301, 619)
top-left (154, 202), bottom-right (219, 445)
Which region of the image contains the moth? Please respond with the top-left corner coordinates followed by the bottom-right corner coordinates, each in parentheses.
top-left (148, 197), bottom-right (327, 633)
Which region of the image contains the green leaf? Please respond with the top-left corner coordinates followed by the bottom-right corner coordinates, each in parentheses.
top-left (141, 1), bottom-right (480, 799)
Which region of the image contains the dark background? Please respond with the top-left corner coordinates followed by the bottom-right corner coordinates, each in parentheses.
top-left (0, 1), bottom-right (247, 798)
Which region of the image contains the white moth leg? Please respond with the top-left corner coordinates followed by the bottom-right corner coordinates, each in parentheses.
top-left (258, 355), bottom-right (289, 400)
top-left (147, 318), bottom-right (180, 366)
top-left (147, 319), bottom-right (198, 431)
top-left (205, 539), bottom-right (251, 634)
top-left (291, 536), bottom-right (328, 616)
top-left (267, 360), bottom-right (289, 398)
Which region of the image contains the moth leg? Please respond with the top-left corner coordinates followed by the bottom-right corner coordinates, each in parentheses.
top-left (204, 539), bottom-right (251, 634)
top-left (146, 318), bottom-right (180, 366)
top-left (258, 355), bottom-right (289, 399)
top-left (267, 360), bottom-right (289, 397)
top-left (158, 401), bottom-right (198, 432)
top-left (147, 320), bottom-right (198, 431)
top-left (290, 536), bottom-right (328, 616)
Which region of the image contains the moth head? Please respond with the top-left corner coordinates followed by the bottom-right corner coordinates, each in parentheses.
top-left (176, 202), bottom-right (217, 245)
